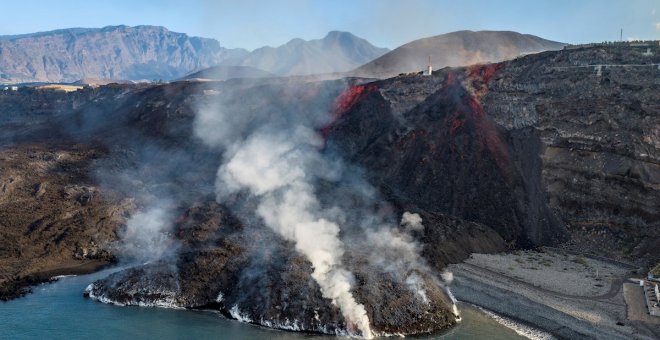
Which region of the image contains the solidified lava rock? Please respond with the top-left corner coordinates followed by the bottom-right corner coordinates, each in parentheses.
top-left (326, 65), bottom-right (565, 248)
top-left (0, 144), bottom-right (134, 301)
top-left (87, 202), bottom-right (458, 336)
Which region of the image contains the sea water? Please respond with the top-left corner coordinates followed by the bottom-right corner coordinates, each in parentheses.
top-left (0, 268), bottom-right (530, 340)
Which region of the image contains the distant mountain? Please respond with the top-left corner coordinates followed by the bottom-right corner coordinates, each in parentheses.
top-left (0, 25), bottom-right (248, 83)
top-left (222, 31), bottom-right (389, 76)
top-left (353, 30), bottom-right (565, 78)
top-left (181, 65), bottom-right (274, 81)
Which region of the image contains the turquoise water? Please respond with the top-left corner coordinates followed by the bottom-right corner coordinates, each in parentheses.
top-left (0, 268), bottom-right (525, 340)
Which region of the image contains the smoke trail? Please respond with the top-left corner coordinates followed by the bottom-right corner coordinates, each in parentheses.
top-left (215, 126), bottom-right (372, 337)
top-left (192, 83), bottom-right (374, 336)
top-left (401, 211), bottom-right (424, 232)
top-left (117, 200), bottom-right (177, 262)
top-left (193, 82), bottom-right (444, 337)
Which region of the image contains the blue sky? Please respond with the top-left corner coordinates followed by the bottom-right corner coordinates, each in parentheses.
top-left (0, 0), bottom-right (658, 50)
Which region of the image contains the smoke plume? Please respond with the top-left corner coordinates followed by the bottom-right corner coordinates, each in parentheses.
top-left (117, 201), bottom-right (177, 262)
top-left (193, 80), bottom-right (439, 337)
top-left (401, 211), bottom-right (424, 232)
top-left (217, 127), bottom-right (372, 337)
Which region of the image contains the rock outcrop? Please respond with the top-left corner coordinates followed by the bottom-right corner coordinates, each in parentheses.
top-left (86, 202), bottom-right (462, 336)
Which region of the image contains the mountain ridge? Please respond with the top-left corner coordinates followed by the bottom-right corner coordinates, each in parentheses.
top-left (353, 30), bottom-right (565, 77)
top-left (221, 30), bottom-right (390, 76)
top-left (0, 25), bottom-right (248, 83)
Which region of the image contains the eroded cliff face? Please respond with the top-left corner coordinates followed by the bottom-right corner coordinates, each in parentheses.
top-left (1, 45), bottom-right (657, 334)
top-left (327, 44), bottom-right (659, 264)
top-left (325, 65), bottom-right (565, 249)
top-left (0, 25), bottom-right (247, 83)
top-left (480, 45), bottom-right (660, 263)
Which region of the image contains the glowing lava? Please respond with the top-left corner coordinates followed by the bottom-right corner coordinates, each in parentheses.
top-left (321, 83), bottom-right (378, 138)
top-left (441, 64), bottom-right (511, 180)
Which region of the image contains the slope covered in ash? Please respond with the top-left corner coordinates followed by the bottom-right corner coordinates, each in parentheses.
top-left (331, 42), bottom-right (660, 264)
top-left (326, 65), bottom-right (565, 248)
top-left (353, 30), bottom-right (564, 78)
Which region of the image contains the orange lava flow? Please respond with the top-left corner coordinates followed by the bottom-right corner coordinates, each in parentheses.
top-left (467, 63), bottom-right (504, 99)
top-left (442, 64), bottom-right (511, 180)
top-left (321, 83), bottom-right (378, 138)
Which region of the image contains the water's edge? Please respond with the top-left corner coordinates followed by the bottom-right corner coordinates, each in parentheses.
top-left (1, 267), bottom-right (530, 339)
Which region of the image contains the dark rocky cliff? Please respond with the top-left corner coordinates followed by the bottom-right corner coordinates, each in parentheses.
top-left (0, 44), bottom-right (658, 335)
top-left (326, 66), bottom-right (565, 248)
top-left (329, 43), bottom-right (659, 263)
top-left (482, 45), bottom-right (660, 261)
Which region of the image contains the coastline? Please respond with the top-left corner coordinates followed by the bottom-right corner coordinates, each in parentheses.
top-left (471, 304), bottom-right (554, 340)
top-left (0, 259), bottom-right (112, 301)
top-left (448, 251), bottom-right (660, 339)
top-left (4, 251), bottom-right (658, 340)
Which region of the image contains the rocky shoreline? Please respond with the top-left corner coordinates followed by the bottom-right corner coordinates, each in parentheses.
top-left (449, 250), bottom-right (660, 339)
top-left (1, 260), bottom-right (112, 301)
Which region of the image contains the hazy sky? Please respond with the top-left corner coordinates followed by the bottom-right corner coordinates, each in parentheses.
top-left (0, 0), bottom-right (658, 50)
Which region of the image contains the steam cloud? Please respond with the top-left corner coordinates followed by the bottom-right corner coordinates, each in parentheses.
top-left (193, 82), bottom-right (437, 337)
top-left (118, 201), bottom-right (177, 262)
top-left (401, 211), bottom-right (424, 232)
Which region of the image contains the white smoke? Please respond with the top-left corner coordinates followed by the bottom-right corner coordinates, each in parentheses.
top-left (400, 211), bottom-right (424, 232)
top-left (365, 212), bottom-right (432, 302)
top-left (441, 270), bottom-right (454, 285)
top-left (217, 127), bottom-right (372, 337)
top-left (118, 202), bottom-right (177, 261)
top-left (405, 273), bottom-right (429, 304)
top-left (192, 83), bottom-right (447, 337)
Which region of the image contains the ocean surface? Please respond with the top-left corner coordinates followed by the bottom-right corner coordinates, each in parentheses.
top-left (0, 268), bottom-right (533, 339)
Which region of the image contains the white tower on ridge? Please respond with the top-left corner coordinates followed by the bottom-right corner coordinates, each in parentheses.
top-left (426, 55), bottom-right (433, 76)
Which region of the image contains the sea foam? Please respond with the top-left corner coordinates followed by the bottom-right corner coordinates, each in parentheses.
top-left (476, 305), bottom-right (555, 340)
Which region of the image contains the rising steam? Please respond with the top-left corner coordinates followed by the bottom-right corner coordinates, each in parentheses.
top-left (117, 201), bottom-right (177, 262)
top-left (217, 127), bottom-right (372, 337)
top-left (192, 82), bottom-right (441, 337)
top-left (194, 86), bottom-right (373, 337)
